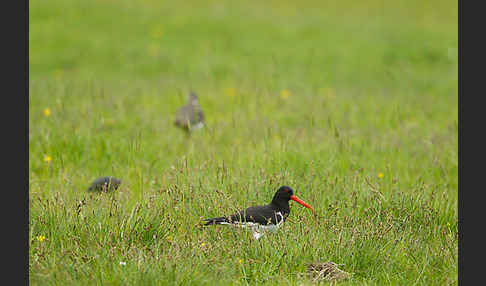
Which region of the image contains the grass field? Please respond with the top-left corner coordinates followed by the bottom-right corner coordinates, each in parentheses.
top-left (29, 0), bottom-right (458, 284)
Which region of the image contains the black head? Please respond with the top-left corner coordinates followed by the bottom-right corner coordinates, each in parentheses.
top-left (272, 186), bottom-right (294, 202)
top-left (271, 185), bottom-right (313, 210)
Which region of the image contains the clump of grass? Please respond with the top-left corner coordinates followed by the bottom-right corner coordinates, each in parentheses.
top-left (303, 262), bottom-right (352, 283)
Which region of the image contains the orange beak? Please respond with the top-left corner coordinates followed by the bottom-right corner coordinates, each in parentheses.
top-left (290, 195), bottom-right (314, 211)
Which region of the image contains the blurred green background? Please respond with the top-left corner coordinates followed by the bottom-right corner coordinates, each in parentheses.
top-left (30, 0), bottom-right (457, 86)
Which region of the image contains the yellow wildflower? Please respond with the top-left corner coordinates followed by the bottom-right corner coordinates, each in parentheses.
top-left (43, 108), bottom-right (51, 117)
top-left (378, 172), bottom-right (384, 179)
top-left (224, 87), bottom-right (236, 97)
top-left (238, 258), bottom-right (243, 264)
top-left (280, 89), bottom-right (291, 100)
top-left (43, 155), bottom-right (52, 164)
top-left (201, 242), bottom-right (206, 247)
top-left (37, 235), bottom-right (46, 242)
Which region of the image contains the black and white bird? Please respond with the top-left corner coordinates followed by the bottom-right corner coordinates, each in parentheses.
top-left (87, 176), bottom-right (122, 192)
top-left (203, 186), bottom-right (314, 239)
top-left (174, 91), bottom-right (205, 132)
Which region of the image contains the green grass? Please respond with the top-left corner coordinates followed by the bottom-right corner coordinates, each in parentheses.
top-left (29, 0), bottom-right (458, 284)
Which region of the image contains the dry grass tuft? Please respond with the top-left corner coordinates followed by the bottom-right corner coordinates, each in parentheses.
top-left (303, 262), bottom-right (352, 283)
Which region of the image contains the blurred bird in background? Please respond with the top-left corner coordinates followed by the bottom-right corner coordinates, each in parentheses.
top-left (174, 91), bottom-right (205, 133)
top-left (87, 176), bottom-right (122, 193)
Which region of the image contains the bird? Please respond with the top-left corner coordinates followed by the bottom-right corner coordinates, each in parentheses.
top-left (87, 176), bottom-right (122, 192)
top-left (202, 186), bottom-right (313, 239)
top-left (174, 91), bottom-right (205, 132)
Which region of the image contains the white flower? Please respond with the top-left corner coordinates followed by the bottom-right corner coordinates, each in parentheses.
top-left (119, 261), bottom-right (127, 266)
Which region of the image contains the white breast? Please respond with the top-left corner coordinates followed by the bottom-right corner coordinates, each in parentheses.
top-left (191, 122), bottom-right (204, 130)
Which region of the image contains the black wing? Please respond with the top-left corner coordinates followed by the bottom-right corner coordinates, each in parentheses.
top-left (204, 205), bottom-right (287, 226)
top-left (234, 205), bottom-right (287, 225)
top-left (88, 176), bottom-right (121, 192)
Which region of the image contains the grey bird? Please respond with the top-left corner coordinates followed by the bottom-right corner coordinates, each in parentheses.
top-left (174, 91), bottom-right (205, 132)
top-left (88, 176), bottom-right (122, 192)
